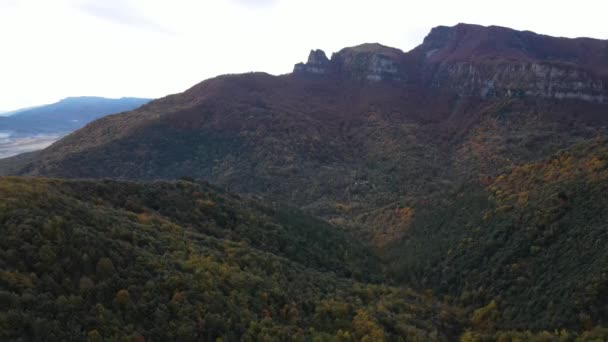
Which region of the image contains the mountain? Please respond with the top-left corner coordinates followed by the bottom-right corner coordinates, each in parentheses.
top-left (0, 97), bottom-right (151, 137)
top-left (0, 97), bottom-right (151, 159)
top-left (0, 105), bottom-right (43, 117)
top-left (2, 24), bottom-right (605, 222)
top-left (1, 23), bottom-right (608, 334)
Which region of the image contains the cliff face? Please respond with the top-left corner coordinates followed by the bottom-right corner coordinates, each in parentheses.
top-left (294, 23), bottom-right (608, 103)
top-left (330, 44), bottom-right (405, 82)
top-left (418, 24), bottom-right (608, 102)
top-left (428, 62), bottom-right (606, 102)
top-left (294, 43), bottom-right (406, 82)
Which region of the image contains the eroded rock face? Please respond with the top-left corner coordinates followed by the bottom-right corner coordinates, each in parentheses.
top-left (331, 45), bottom-right (403, 82)
top-left (293, 23), bottom-right (608, 103)
top-left (293, 49), bottom-right (330, 74)
top-left (430, 62), bottom-right (606, 103)
top-left (293, 44), bottom-right (404, 82)
top-left (415, 23), bottom-right (608, 102)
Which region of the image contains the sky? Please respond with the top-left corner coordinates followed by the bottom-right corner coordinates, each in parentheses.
top-left (1, 0), bottom-right (607, 110)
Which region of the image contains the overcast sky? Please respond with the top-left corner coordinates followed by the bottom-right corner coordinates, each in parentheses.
top-left (1, 0), bottom-right (607, 110)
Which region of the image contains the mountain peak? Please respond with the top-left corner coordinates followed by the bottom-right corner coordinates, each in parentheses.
top-left (307, 49), bottom-right (329, 64)
top-left (292, 24), bottom-right (607, 102)
top-left (419, 23), bottom-right (608, 68)
top-left (419, 23), bottom-right (542, 62)
top-left (294, 49), bottom-right (330, 74)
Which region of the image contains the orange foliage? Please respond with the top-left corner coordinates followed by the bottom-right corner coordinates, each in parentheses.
top-left (371, 207), bottom-right (414, 248)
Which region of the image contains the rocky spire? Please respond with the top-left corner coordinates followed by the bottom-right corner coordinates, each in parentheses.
top-left (293, 49), bottom-right (330, 74)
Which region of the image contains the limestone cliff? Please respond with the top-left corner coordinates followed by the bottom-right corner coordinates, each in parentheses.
top-left (294, 23), bottom-right (608, 103)
top-left (294, 43), bottom-right (405, 82)
top-left (416, 24), bottom-right (608, 102)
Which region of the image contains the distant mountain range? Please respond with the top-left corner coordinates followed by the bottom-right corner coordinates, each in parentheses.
top-left (0, 96), bottom-right (151, 137)
top-left (0, 96), bottom-right (150, 159)
top-left (1, 23), bottom-right (608, 339)
top-left (0, 105), bottom-right (42, 117)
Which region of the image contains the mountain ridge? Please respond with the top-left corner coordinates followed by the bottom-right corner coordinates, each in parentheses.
top-left (3, 24), bottom-right (607, 181)
top-left (0, 96), bottom-right (151, 137)
top-left (294, 23), bottom-right (608, 102)
top-left (0, 96), bottom-right (151, 159)
top-left (1, 176), bottom-right (461, 340)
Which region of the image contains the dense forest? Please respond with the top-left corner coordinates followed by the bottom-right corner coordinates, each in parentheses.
top-left (0, 177), bottom-right (461, 341)
top-left (2, 169), bottom-right (608, 340)
top-left (387, 139), bottom-right (608, 332)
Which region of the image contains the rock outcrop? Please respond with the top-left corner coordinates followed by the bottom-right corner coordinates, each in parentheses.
top-left (294, 44), bottom-right (405, 82)
top-left (427, 62), bottom-right (606, 102)
top-left (415, 24), bottom-right (608, 102)
top-left (293, 49), bottom-right (330, 74)
top-left (294, 23), bottom-right (608, 103)
top-left (331, 44), bottom-right (404, 82)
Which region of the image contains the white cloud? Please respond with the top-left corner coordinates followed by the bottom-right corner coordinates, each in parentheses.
top-left (0, 0), bottom-right (606, 110)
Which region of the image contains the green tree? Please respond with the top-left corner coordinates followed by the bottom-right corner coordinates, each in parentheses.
top-left (96, 257), bottom-right (115, 280)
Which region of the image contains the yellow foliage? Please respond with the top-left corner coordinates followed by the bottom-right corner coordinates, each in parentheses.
top-left (87, 330), bottom-right (103, 342)
top-left (517, 191), bottom-right (529, 207)
top-left (336, 329), bottom-right (353, 341)
top-left (352, 309), bottom-right (385, 341)
top-left (585, 156), bottom-right (605, 171)
top-left (459, 330), bottom-right (478, 342)
top-left (471, 300), bottom-right (499, 332)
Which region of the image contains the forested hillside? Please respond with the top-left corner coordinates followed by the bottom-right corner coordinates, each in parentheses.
top-left (2, 174), bottom-right (608, 341)
top-left (0, 177), bottom-right (463, 341)
top-left (387, 139), bottom-right (608, 331)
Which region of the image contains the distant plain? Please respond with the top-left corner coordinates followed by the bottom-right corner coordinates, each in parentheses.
top-left (0, 132), bottom-right (60, 159)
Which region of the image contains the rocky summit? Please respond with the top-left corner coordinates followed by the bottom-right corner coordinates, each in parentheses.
top-left (294, 23), bottom-right (608, 102)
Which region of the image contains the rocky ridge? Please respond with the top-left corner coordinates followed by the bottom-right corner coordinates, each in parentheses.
top-left (294, 23), bottom-right (608, 102)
